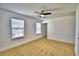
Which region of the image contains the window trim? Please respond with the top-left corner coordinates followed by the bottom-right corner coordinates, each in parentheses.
top-left (10, 17), bottom-right (25, 39)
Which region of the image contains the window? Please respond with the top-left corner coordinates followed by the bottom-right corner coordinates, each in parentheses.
top-left (11, 18), bottom-right (24, 39)
top-left (36, 23), bottom-right (41, 34)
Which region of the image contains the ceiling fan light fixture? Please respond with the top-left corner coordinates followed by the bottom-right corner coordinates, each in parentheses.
top-left (40, 14), bottom-right (44, 17)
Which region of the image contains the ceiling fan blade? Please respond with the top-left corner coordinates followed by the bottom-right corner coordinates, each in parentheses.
top-left (43, 13), bottom-right (52, 15)
top-left (35, 12), bottom-right (41, 14)
top-left (35, 12), bottom-right (39, 13)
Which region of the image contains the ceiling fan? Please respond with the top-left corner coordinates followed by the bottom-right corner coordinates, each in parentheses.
top-left (35, 8), bottom-right (63, 18)
top-left (35, 10), bottom-right (52, 18)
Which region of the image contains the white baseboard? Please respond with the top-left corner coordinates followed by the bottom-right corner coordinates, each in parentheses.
top-left (74, 47), bottom-right (76, 56)
top-left (48, 37), bottom-right (74, 44)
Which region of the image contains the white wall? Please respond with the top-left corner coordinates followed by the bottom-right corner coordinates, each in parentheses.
top-left (75, 4), bottom-right (79, 56)
top-left (0, 9), bottom-right (43, 52)
top-left (48, 15), bottom-right (75, 44)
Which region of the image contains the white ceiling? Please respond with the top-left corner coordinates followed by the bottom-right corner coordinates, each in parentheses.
top-left (0, 3), bottom-right (78, 20)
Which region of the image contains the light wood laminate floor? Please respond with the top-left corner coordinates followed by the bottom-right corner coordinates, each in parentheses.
top-left (0, 37), bottom-right (75, 56)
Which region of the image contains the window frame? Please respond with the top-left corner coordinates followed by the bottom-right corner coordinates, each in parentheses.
top-left (35, 23), bottom-right (42, 34)
top-left (10, 17), bottom-right (25, 39)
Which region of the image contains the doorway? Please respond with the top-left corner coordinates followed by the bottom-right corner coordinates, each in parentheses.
top-left (42, 23), bottom-right (47, 37)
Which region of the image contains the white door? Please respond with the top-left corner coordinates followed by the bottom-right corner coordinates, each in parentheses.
top-left (75, 4), bottom-right (79, 56)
